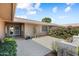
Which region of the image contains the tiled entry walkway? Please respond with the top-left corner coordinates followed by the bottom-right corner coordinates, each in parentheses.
top-left (16, 39), bottom-right (52, 56)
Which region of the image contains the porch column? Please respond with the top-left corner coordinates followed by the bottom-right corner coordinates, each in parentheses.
top-left (0, 21), bottom-right (5, 39)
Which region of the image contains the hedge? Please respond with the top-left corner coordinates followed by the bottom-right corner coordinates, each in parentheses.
top-left (0, 38), bottom-right (17, 56)
top-left (48, 26), bottom-right (79, 40)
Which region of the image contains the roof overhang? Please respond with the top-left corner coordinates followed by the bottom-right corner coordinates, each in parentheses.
top-left (62, 23), bottom-right (79, 27)
top-left (14, 17), bottom-right (58, 26)
top-left (0, 3), bottom-right (16, 21)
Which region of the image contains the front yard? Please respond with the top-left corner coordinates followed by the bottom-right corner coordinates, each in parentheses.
top-left (0, 35), bottom-right (79, 56)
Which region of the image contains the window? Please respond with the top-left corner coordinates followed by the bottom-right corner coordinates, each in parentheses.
top-left (42, 26), bottom-right (48, 32)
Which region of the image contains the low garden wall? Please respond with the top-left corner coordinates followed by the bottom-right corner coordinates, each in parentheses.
top-left (56, 40), bottom-right (79, 56)
top-left (51, 34), bottom-right (79, 56)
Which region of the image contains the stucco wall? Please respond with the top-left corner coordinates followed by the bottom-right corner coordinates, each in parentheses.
top-left (24, 23), bottom-right (48, 38)
top-left (24, 24), bottom-right (35, 37)
top-left (24, 24), bottom-right (43, 37)
top-left (0, 21), bottom-right (5, 38)
top-left (36, 25), bottom-right (42, 33)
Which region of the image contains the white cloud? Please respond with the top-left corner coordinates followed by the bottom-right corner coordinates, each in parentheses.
top-left (27, 11), bottom-right (37, 15)
top-left (64, 3), bottom-right (75, 13)
top-left (17, 3), bottom-right (33, 10)
top-left (51, 17), bottom-right (55, 23)
top-left (35, 3), bottom-right (42, 11)
top-left (52, 7), bottom-right (58, 13)
top-left (65, 6), bottom-right (71, 13)
top-left (66, 3), bottom-right (72, 5)
top-left (35, 3), bottom-right (40, 9)
top-left (17, 3), bottom-right (42, 15)
top-left (66, 3), bottom-right (75, 6)
top-left (15, 15), bottom-right (27, 19)
top-left (59, 15), bottom-right (68, 19)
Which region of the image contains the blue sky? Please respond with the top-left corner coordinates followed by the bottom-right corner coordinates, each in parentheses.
top-left (15, 3), bottom-right (79, 24)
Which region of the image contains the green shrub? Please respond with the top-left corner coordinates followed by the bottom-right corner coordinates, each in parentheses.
top-left (48, 26), bottom-right (79, 40)
top-left (0, 38), bottom-right (17, 56)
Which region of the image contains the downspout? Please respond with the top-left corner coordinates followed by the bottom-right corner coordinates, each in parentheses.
top-left (11, 3), bottom-right (13, 21)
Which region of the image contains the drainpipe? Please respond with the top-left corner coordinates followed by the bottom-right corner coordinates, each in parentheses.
top-left (11, 3), bottom-right (14, 37)
top-left (11, 3), bottom-right (13, 21)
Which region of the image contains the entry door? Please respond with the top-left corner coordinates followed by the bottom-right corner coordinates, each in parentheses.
top-left (8, 25), bottom-right (21, 36)
top-left (14, 25), bottom-right (21, 36)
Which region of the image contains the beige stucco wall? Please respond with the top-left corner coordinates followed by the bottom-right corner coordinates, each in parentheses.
top-left (24, 23), bottom-right (35, 37)
top-left (36, 25), bottom-right (48, 35)
top-left (24, 23), bottom-right (44, 37)
top-left (0, 21), bottom-right (5, 38)
top-left (36, 25), bottom-right (42, 33)
top-left (24, 23), bottom-right (47, 37)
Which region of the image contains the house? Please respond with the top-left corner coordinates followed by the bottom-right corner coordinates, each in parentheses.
top-left (63, 23), bottom-right (79, 27)
top-left (0, 3), bottom-right (58, 38)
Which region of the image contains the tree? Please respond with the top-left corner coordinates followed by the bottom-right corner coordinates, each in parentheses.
top-left (42, 17), bottom-right (52, 23)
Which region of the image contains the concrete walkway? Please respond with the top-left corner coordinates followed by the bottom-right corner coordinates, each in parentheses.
top-left (16, 39), bottom-right (52, 56)
top-left (32, 36), bottom-right (64, 50)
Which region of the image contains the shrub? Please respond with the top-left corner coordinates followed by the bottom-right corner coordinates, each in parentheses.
top-left (0, 38), bottom-right (17, 56)
top-left (48, 26), bottom-right (79, 40)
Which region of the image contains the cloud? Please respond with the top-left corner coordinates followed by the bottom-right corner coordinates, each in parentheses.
top-left (59, 15), bottom-right (68, 19)
top-left (27, 11), bottom-right (37, 15)
top-left (35, 3), bottom-right (42, 11)
top-left (66, 3), bottom-right (75, 6)
top-left (35, 3), bottom-right (40, 9)
top-left (64, 3), bottom-right (75, 13)
top-left (51, 17), bottom-right (55, 23)
top-left (64, 6), bottom-right (71, 13)
top-left (15, 15), bottom-right (27, 19)
top-left (17, 3), bottom-right (33, 10)
top-left (52, 7), bottom-right (58, 13)
top-left (17, 3), bottom-right (42, 15)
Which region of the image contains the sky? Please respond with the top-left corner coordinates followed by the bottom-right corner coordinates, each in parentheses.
top-left (15, 3), bottom-right (79, 24)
